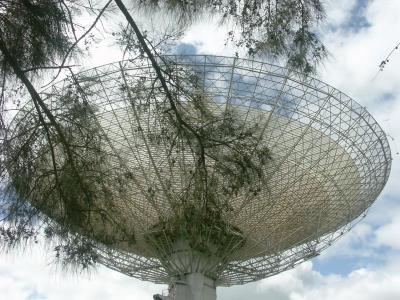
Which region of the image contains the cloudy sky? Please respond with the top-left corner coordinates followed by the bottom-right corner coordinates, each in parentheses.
top-left (1, 0), bottom-right (400, 299)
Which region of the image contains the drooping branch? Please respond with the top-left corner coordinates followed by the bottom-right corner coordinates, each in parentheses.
top-left (0, 32), bottom-right (71, 166)
top-left (22, 65), bottom-right (77, 73)
top-left (114, 0), bottom-right (210, 205)
top-left (44, 0), bottom-right (113, 87)
top-left (114, 0), bottom-right (178, 117)
top-left (0, 29), bottom-right (96, 218)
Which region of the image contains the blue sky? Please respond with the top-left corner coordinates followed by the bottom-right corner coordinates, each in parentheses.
top-left (1, 0), bottom-right (400, 299)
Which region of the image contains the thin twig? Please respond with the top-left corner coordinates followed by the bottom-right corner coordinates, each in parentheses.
top-left (60, 0), bottom-right (78, 42)
top-left (372, 39), bottom-right (400, 80)
top-left (42, 0), bottom-right (113, 88)
top-left (22, 65), bottom-right (78, 73)
top-left (114, 0), bottom-right (209, 207)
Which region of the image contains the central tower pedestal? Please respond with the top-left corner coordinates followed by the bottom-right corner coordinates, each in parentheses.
top-left (172, 273), bottom-right (216, 300)
top-left (154, 273), bottom-right (216, 300)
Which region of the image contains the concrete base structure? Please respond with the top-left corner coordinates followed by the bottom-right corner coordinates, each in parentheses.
top-left (154, 273), bottom-right (216, 300)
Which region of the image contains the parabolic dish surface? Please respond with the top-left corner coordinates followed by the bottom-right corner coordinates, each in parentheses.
top-left (8, 55), bottom-right (391, 285)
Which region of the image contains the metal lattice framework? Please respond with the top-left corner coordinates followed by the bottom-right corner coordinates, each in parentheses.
top-left (7, 55), bottom-right (391, 286)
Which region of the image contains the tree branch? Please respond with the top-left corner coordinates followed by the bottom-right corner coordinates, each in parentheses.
top-left (43, 0), bottom-right (113, 87)
top-left (114, 0), bottom-right (209, 206)
top-left (22, 65), bottom-right (77, 73)
top-left (0, 29), bottom-right (93, 212)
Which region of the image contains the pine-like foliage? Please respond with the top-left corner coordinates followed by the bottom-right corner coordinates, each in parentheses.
top-left (0, 0), bottom-right (328, 274)
top-left (0, 0), bottom-right (77, 73)
top-left (137, 0), bottom-right (326, 73)
top-left (0, 56), bottom-right (273, 272)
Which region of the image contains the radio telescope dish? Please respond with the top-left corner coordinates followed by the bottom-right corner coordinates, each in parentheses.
top-left (5, 55), bottom-right (391, 300)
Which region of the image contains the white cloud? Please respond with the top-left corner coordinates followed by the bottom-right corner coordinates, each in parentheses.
top-left (324, 0), bottom-right (358, 27)
top-left (289, 266), bottom-right (400, 300)
top-left (218, 1), bottom-right (400, 298)
top-left (181, 19), bottom-right (236, 56)
top-left (0, 246), bottom-right (165, 300)
top-left (374, 210), bottom-right (400, 250)
top-left (320, 0), bottom-right (400, 104)
top-left (220, 260), bottom-right (400, 300)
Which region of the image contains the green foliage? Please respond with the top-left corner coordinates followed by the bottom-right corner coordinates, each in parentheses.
top-left (114, 23), bottom-right (183, 59)
top-left (1, 55), bottom-right (273, 274)
top-left (147, 203), bottom-right (245, 260)
top-left (53, 236), bottom-right (99, 270)
top-left (125, 60), bottom-right (272, 262)
top-left (137, 0), bottom-right (327, 73)
top-left (1, 81), bottom-right (132, 269)
top-left (0, 0), bottom-right (77, 74)
top-left (0, 0), bottom-right (330, 276)
top-left (0, 224), bottom-right (39, 248)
